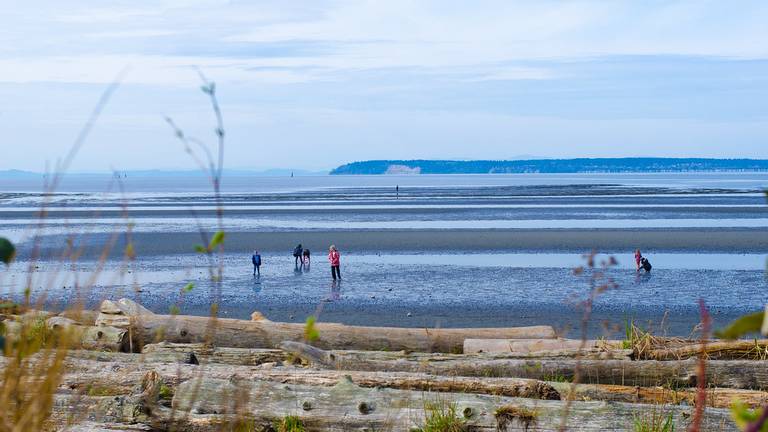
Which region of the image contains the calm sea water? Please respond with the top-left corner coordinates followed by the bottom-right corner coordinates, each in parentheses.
top-left (1, 172), bottom-right (767, 336)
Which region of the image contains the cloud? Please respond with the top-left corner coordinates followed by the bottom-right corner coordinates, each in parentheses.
top-left (1, 1), bottom-right (767, 170)
top-left (2, 1), bottom-right (767, 85)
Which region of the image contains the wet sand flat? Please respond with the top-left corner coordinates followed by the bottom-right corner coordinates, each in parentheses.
top-left (25, 227), bottom-right (768, 259)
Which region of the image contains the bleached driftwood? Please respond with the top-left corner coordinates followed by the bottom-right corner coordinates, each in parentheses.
top-left (464, 338), bottom-right (628, 359)
top-left (281, 341), bottom-right (768, 390)
top-left (98, 297), bottom-right (555, 352)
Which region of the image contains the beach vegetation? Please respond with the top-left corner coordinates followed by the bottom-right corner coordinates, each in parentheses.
top-left (273, 415), bottom-right (305, 432)
top-left (494, 405), bottom-right (538, 431)
top-left (542, 372), bottom-right (571, 383)
top-left (304, 315), bottom-right (320, 342)
top-left (631, 408), bottom-right (675, 432)
top-left (0, 312), bottom-right (74, 429)
top-left (158, 383), bottom-right (174, 399)
top-left (624, 320), bottom-right (655, 356)
top-left (86, 384), bottom-right (121, 397)
top-left (0, 299), bottom-right (24, 315)
top-left (412, 399), bottom-right (466, 432)
top-left (715, 311), bottom-right (764, 340)
top-left (731, 401), bottom-right (768, 431)
top-left (227, 415), bottom-right (258, 432)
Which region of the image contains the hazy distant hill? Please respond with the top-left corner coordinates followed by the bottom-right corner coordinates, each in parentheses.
top-left (0, 169), bottom-right (40, 178)
top-left (330, 158), bottom-right (768, 175)
top-left (0, 168), bottom-right (325, 178)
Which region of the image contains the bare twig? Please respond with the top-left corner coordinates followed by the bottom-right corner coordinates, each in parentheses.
top-left (689, 299), bottom-right (711, 432)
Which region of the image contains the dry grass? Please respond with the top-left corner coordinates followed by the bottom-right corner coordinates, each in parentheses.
top-left (0, 321), bottom-right (75, 431)
top-left (495, 405), bottom-right (538, 431)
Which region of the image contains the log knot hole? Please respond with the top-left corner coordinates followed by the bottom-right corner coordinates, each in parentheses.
top-left (184, 352), bottom-right (199, 365)
top-left (358, 401), bottom-right (374, 414)
top-left (302, 401), bottom-right (312, 411)
top-left (462, 406), bottom-right (475, 419)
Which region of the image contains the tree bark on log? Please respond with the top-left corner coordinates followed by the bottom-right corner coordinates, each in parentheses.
top-left (123, 312), bottom-right (555, 353)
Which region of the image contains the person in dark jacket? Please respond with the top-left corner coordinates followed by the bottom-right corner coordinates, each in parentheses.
top-left (635, 249), bottom-right (652, 273)
top-left (251, 250), bottom-right (262, 276)
top-left (293, 244), bottom-right (303, 266)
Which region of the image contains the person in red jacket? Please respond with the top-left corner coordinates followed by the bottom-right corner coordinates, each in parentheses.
top-left (328, 245), bottom-right (341, 280)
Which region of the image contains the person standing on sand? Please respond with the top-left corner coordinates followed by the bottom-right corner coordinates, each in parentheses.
top-left (634, 249), bottom-right (642, 272)
top-left (293, 244), bottom-right (303, 266)
top-left (302, 248), bottom-right (311, 264)
top-left (252, 250), bottom-right (261, 276)
top-left (328, 245), bottom-right (341, 280)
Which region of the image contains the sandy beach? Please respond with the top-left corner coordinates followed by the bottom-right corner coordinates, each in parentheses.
top-left (19, 227), bottom-right (768, 260)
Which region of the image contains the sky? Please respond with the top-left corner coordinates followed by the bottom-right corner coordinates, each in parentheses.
top-left (0, 0), bottom-right (767, 172)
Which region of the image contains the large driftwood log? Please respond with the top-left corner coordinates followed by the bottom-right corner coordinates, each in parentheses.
top-left (2, 319), bottom-right (128, 352)
top-left (464, 338), bottom-right (629, 359)
top-left (644, 339), bottom-right (768, 360)
top-left (281, 341), bottom-right (768, 390)
top-left (136, 341), bottom-right (628, 366)
top-left (468, 337), bottom-right (768, 360)
top-left (49, 382), bottom-right (736, 432)
top-left (4, 347), bottom-right (757, 410)
top-left (123, 311), bottom-right (555, 352)
top-left (57, 342), bottom-right (768, 391)
top-left (59, 422), bottom-right (153, 431)
top-left (555, 382), bottom-right (768, 409)
top-left (47, 357), bottom-right (559, 401)
top-left (169, 376), bottom-right (735, 431)
top-left (46, 355), bottom-right (768, 409)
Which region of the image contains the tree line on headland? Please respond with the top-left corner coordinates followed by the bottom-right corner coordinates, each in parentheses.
top-left (330, 158), bottom-right (768, 175)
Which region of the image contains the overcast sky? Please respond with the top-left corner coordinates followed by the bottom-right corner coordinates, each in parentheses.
top-left (1, 0), bottom-right (767, 171)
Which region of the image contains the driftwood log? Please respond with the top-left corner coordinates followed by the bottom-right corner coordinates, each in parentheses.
top-left (281, 341), bottom-right (768, 390)
top-left (2, 319), bottom-right (128, 352)
top-left (464, 338), bottom-right (628, 358)
top-left (643, 339), bottom-right (768, 360)
top-left (63, 341), bottom-right (768, 391)
top-left (50, 380), bottom-right (736, 432)
top-left (38, 353), bottom-right (768, 409)
top-left (169, 375), bottom-right (735, 431)
top-left (115, 313), bottom-right (555, 353)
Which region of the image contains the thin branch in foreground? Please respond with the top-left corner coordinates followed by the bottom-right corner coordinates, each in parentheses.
top-left (689, 299), bottom-right (711, 432)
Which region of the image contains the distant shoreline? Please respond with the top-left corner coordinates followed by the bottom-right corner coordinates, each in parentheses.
top-left (331, 158), bottom-right (768, 175)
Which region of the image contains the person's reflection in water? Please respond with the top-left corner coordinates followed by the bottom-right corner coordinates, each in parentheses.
top-left (252, 277), bottom-right (262, 294)
top-left (303, 260), bottom-right (311, 273)
top-left (634, 271), bottom-right (652, 284)
top-left (328, 280), bottom-right (341, 301)
top-left (294, 261), bottom-right (303, 276)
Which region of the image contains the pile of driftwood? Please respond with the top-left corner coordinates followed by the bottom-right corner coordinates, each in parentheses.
top-left (3, 298), bottom-right (767, 431)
